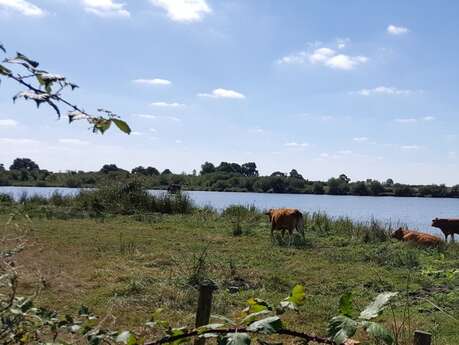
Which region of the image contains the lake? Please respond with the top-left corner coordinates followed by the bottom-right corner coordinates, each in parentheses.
top-left (1, 186), bottom-right (458, 236)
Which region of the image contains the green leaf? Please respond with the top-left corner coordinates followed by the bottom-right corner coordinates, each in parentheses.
top-left (16, 52), bottom-right (39, 68)
top-left (338, 292), bottom-right (353, 318)
top-left (246, 316), bottom-right (283, 334)
top-left (218, 333), bottom-right (251, 345)
top-left (245, 298), bottom-right (271, 313)
top-left (362, 321), bottom-right (394, 345)
top-left (327, 315), bottom-right (358, 345)
top-left (288, 284), bottom-right (306, 306)
top-left (93, 119), bottom-right (112, 134)
top-left (197, 323), bottom-right (225, 334)
top-left (241, 310), bottom-right (271, 325)
top-left (0, 64), bottom-right (11, 76)
top-left (116, 331), bottom-right (137, 345)
top-left (113, 118), bottom-right (131, 134)
top-left (359, 292), bottom-right (398, 320)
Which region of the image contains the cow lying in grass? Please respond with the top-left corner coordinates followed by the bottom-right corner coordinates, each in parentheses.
top-left (391, 227), bottom-right (442, 246)
top-left (265, 208), bottom-right (305, 244)
top-left (431, 218), bottom-right (459, 242)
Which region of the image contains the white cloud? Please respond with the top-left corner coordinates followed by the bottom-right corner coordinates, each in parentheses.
top-left (279, 45), bottom-right (368, 71)
top-left (284, 142), bottom-right (309, 147)
top-left (448, 151), bottom-right (457, 160)
top-left (401, 145), bottom-right (420, 150)
top-left (59, 138), bottom-right (89, 145)
top-left (387, 25), bottom-right (409, 35)
top-left (0, 119), bottom-right (18, 128)
top-left (175, 139), bottom-right (183, 144)
top-left (131, 131), bottom-right (143, 136)
top-left (0, 0), bottom-right (45, 16)
top-left (198, 88), bottom-right (245, 99)
top-left (353, 86), bottom-right (415, 96)
top-left (337, 150), bottom-right (353, 155)
top-left (324, 54), bottom-right (368, 70)
top-left (149, 128), bottom-right (157, 132)
top-left (395, 118), bottom-right (417, 123)
top-left (353, 137), bottom-right (368, 143)
top-left (0, 138), bottom-right (39, 145)
top-left (135, 114), bottom-right (181, 122)
top-left (135, 114), bottom-right (157, 119)
top-left (395, 116), bottom-right (436, 123)
top-left (133, 78), bottom-right (171, 86)
top-left (150, 0), bottom-right (211, 22)
top-left (151, 101), bottom-right (185, 107)
top-left (82, 0), bottom-right (130, 17)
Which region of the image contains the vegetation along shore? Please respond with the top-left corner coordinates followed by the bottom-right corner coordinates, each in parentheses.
top-left (2, 158), bottom-right (459, 198)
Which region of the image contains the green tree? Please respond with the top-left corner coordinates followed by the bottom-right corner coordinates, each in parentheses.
top-left (241, 162), bottom-right (259, 177)
top-left (289, 169), bottom-right (304, 179)
top-left (200, 161), bottom-right (216, 174)
top-left (9, 158), bottom-right (39, 171)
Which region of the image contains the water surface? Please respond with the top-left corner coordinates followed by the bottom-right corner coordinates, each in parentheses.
top-left (2, 186), bottom-right (458, 236)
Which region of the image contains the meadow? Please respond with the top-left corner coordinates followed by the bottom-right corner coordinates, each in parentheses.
top-left (0, 184), bottom-right (458, 345)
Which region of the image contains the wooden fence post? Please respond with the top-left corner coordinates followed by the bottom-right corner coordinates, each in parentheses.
top-left (194, 280), bottom-right (218, 345)
top-left (414, 330), bottom-right (432, 345)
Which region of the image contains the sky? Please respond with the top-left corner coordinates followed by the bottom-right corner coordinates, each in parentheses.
top-left (0, 0), bottom-right (458, 185)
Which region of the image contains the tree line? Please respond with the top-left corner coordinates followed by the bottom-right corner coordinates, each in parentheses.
top-left (1, 157), bottom-right (458, 198)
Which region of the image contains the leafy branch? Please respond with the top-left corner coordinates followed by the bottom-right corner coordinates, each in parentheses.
top-left (0, 42), bottom-right (131, 135)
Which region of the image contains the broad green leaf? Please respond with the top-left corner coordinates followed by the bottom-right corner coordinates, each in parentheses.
top-left (359, 292), bottom-right (398, 320)
top-left (338, 292), bottom-right (353, 318)
top-left (246, 316), bottom-right (283, 334)
top-left (113, 118), bottom-right (131, 134)
top-left (362, 321), bottom-right (394, 345)
top-left (241, 310), bottom-right (271, 325)
top-left (218, 333), bottom-right (251, 345)
top-left (197, 323), bottom-right (225, 334)
top-left (287, 284), bottom-right (306, 306)
top-left (327, 315), bottom-right (358, 345)
top-left (168, 327), bottom-right (189, 345)
top-left (245, 298), bottom-right (271, 313)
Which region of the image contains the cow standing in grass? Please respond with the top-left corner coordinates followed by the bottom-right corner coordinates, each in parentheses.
top-left (391, 227), bottom-right (442, 246)
top-left (432, 218), bottom-right (459, 242)
top-left (265, 208), bottom-right (305, 245)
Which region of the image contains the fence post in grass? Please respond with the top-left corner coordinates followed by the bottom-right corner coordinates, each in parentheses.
top-left (413, 330), bottom-right (432, 345)
top-left (194, 280), bottom-right (218, 345)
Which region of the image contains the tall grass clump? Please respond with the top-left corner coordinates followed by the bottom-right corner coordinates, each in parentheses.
top-left (304, 212), bottom-right (391, 243)
top-left (222, 204), bottom-right (259, 236)
top-left (75, 181), bottom-right (194, 215)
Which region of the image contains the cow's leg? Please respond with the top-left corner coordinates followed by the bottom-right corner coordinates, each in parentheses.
top-left (271, 226), bottom-right (275, 243)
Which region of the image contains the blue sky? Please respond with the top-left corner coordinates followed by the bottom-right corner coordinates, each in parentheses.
top-left (0, 0), bottom-right (458, 184)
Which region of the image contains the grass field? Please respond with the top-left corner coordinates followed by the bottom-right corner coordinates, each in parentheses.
top-left (2, 204), bottom-right (459, 345)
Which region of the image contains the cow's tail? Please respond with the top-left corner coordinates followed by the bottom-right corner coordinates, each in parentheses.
top-left (296, 211), bottom-right (305, 239)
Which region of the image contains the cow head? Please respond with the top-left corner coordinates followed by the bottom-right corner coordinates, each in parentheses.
top-left (264, 209), bottom-right (273, 221)
top-left (432, 218), bottom-right (441, 228)
top-left (391, 227), bottom-right (406, 240)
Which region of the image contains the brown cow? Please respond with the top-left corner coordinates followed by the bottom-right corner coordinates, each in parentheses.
top-left (265, 208), bottom-right (305, 244)
top-left (432, 218), bottom-right (459, 242)
top-left (391, 227), bottom-right (442, 246)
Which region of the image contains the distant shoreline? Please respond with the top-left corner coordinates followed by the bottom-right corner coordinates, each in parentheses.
top-left (2, 184), bottom-right (459, 200)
